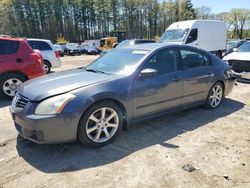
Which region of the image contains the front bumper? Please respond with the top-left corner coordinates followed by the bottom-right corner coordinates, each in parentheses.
top-left (10, 107), bottom-right (82, 144)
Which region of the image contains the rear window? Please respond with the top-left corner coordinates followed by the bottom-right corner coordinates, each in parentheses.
top-left (28, 41), bottom-right (52, 51)
top-left (0, 40), bottom-right (20, 54)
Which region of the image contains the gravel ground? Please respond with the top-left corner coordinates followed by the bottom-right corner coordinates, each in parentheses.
top-left (0, 55), bottom-right (249, 188)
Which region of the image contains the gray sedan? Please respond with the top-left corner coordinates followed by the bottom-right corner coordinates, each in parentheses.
top-left (10, 43), bottom-right (236, 147)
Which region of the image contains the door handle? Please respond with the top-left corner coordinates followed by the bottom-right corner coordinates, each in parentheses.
top-left (172, 77), bottom-right (180, 82)
top-left (16, 58), bottom-right (23, 63)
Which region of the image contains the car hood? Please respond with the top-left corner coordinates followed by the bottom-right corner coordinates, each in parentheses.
top-left (223, 52), bottom-right (250, 61)
top-left (18, 69), bottom-right (118, 101)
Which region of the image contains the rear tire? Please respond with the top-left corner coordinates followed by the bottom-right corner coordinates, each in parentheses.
top-left (0, 73), bottom-right (26, 99)
top-left (78, 101), bottom-right (123, 147)
top-left (205, 82), bottom-right (224, 109)
top-left (43, 61), bottom-right (51, 74)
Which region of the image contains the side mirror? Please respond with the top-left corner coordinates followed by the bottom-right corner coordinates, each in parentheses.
top-left (233, 48), bottom-right (238, 52)
top-left (139, 68), bottom-right (157, 78)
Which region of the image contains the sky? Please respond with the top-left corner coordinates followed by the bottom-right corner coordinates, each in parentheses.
top-left (191, 0), bottom-right (250, 14)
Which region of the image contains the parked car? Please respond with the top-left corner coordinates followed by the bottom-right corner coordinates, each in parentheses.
top-left (223, 41), bottom-right (250, 77)
top-left (225, 39), bottom-right (246, 56)
top-left (63, 44), bottom-right (81, 56)
top-left (79, 45), bottom-right (89, 54)
top-left (100, 39), bottom-right (156, 57)
top-left (0, 37), bottom-right (45, 99)
top-left (160, 20), bottom-right (227, 58)
top-left (27, 39), bottom-right (62, 73)
top-left (10, 43), bottom-right (236, 146)
top-left (86, 46), bottom-right (99, 55)
top-left (54, 44), bottom-right (65, 57)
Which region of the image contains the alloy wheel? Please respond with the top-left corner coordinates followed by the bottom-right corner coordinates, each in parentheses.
top-left (86, 107), bottom-right (119, 143)
top-left (209, 84), bottom-right (223, 108)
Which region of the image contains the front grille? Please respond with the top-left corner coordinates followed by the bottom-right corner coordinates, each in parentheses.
top-left (228, 60), bottom-right (250, 73)
top-left (13, 94), bottom-right (29, 110)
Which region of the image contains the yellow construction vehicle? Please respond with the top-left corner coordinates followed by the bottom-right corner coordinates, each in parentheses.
top-left (98, 30), bottom-right (126, 51)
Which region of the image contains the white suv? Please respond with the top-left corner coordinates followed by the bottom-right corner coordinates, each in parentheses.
top-left (27, 38), bottom-right (62, 73)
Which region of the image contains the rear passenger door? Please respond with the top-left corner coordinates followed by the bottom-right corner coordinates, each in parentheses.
top-left (0, 40), bottom-right (21, 70)
top-left (180, 47), bottom-right (213, 104)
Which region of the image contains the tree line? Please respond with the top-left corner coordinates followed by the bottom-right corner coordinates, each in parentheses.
top-left (0, 0), bottom-right (196, 42)
top-left (0, 0), bottom-right (249, 43)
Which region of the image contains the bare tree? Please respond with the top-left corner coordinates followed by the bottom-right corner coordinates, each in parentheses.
top-left (197, 6), bottom-right (211, 19)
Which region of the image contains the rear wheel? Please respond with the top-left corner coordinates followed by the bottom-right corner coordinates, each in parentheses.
top-left (43, 61), bottom-right (51, 74)
top-left (205, 82), bottom-right (224, 109)
top-left (0, 73), bottom-right (26, 99)
top-left (78, 101), bottom-right (123, 147)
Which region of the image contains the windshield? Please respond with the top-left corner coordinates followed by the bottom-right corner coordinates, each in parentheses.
top-left (237, 42), bottom-right (250, 52)
top-left (87, 49), bottom-right (148, 76)
top-left (160, 28), bottom-right (189, 42)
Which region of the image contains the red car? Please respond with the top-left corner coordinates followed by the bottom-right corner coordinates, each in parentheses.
top-left (0, 37), bottom-right (45, 99)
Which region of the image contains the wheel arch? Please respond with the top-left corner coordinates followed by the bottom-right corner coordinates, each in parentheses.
top-left (43, 59), bottom-right (51, 67)
top-left (78, 98), bottom-right (128, 130)
top-left (0, 71), bottom-right (28, 80)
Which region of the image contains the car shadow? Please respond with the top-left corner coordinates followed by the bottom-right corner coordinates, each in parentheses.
top-left (16, 98), bottom-right (245, 173)
top-left (0, 98), bottom-right (11, 108)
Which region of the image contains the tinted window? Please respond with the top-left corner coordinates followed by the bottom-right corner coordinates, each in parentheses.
top-left (144, 49), bottom-right (178, 74)
top-left (180, 49), bottom-right (209, 69)
top-left (0, 40), bottom-right (19, 54)
top-left (186, 28), bottom-right (198, 44)
top-left (28, 41), bottom-right (52, 51)
top-left (100, 39), bottom-right (105, 47)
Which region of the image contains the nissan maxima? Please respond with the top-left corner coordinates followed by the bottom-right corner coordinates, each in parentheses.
top-left (10, 44), bottom-right (236, 147)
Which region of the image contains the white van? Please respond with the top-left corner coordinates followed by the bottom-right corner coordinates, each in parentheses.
top-left (160, 20), bottom-right (227, 58)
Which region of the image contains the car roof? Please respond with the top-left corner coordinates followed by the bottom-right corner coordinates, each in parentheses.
top-left (27, 38), bottom-right (52, 43)
top-left (0, 37), bottom-right (25, 42)
top-left (119, 42), bottom-right (208, 54)
top-left (122, 42), bottom-right (180, 51)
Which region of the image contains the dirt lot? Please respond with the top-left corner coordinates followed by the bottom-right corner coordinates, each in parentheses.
top-left (0, 55), bottom-right (250, 188)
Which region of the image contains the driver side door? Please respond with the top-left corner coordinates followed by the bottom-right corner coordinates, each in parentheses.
top-left (132, 48), bottom-right (183, 119)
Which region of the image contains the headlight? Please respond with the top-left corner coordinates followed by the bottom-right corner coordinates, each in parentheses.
top-left (35, 93), bottom-right (76, 115)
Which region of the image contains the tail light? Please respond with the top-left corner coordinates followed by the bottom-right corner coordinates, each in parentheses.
top-left (55, 51), bottom-right (60, 58)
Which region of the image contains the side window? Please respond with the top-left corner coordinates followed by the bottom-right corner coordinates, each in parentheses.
top-left (186, 28), bottom-right (198, 44)
top-left (144, 49), bottom-right (178, 74)
top-left (180, 49), bottom-right (209, 69)
top-left (28, 41), bottom-right (52, 51)
top-left (0, 40), bottom-right (20, 55)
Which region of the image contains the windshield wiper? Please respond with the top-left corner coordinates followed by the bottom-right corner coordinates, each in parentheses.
top-left (85, 68), bottom-right (106, 74)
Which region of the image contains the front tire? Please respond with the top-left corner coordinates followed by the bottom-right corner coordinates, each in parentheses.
top-left (0, 73), bottom-right (26, 99)
top-left (78, 101), bottom-right (123, 147)
top-left (205, 82), bottom-right (224, 109)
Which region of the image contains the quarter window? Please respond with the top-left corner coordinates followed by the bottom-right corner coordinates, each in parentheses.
top-left (28, 41), bottom-right (52, 51)
top-left (144, 49), bottom-right (178, 74)
top-left (0, 40), bottom-right (20, 54)
top-left (180, 49), bottom-right (209, 69)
